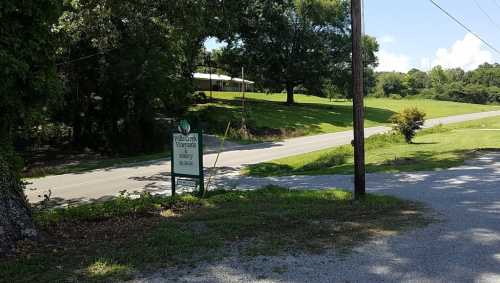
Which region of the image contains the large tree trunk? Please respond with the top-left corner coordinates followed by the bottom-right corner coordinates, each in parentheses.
top-left (286, 84), bottom-right (294, 105)
top-left (0, 159), bottom-right (38, 257)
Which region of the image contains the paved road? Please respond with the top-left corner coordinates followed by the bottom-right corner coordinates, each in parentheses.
top-left (134, 152), bottom-right (500, 283)
top-left (26, 110), bottom-right (500, 203)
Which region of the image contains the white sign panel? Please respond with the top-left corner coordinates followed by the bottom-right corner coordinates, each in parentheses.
top-left (173, 133), bottom-right (200, 176)
top-left (177, 178), bottom-right (198, 188)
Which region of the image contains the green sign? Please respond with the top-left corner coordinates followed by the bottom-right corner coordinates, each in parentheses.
top-left (171, 120), bottom-right (203, 195)
top-left (178, 119), bottom-right (191, 135)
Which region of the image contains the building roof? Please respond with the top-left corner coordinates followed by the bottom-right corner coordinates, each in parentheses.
top-left (193, 72), bottom-right (254, 84)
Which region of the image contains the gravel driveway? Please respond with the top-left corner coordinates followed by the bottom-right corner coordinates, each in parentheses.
top-left (134, 152), bottom-right (500, 283)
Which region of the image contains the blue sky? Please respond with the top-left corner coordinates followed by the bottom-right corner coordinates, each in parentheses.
top-left (205, 0), bottom-right (500, 72)
top-left (366, 0), bottom-right (500, 72)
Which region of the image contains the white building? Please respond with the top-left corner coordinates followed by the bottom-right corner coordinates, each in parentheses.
top-left (193, 72), bottom-right (254, 92)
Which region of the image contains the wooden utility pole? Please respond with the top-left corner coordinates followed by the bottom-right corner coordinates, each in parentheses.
top-left (351, 0), bottom-right (366, 199)
top-left (208, 55), bottom-right (213, 101)
top-left (240, 67), bottom-right (248, 138)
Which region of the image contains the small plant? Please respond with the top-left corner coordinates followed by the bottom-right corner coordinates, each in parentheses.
top-left (390, 108), bottom-right (426, 143)
top-left (192, 91), bottom-right (208, 104)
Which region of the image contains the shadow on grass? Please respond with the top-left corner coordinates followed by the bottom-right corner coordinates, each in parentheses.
top-left (191, 98), bottom-right (396, 139)
top-left (1, 187), bottom-right (432, 282)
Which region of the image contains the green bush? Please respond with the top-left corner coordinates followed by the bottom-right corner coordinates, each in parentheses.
top-left (390, 108), bottom-right (426, 143)
top-left (192, 92), bottom-right (209, 104)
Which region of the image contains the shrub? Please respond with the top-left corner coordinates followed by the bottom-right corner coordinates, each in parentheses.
top-left (192, 92), bottom-right (208, 104)
top-left (390, 108), bottom-right (426, 143)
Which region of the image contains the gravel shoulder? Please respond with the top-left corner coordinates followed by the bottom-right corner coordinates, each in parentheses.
top-left (133, 152), bottom-right (500, 283)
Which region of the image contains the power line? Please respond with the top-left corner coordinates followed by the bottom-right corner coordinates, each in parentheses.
top-left (494, 0), bottom-right (500, 10)
top-left (55, 48), bottom-right (118, 66)
top-left (473, 0), bottom-right (500, 33)
top-left (428, 0), bottom-right (500, 56)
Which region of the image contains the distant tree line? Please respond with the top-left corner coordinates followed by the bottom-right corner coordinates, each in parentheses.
top-left (373, 63), bottom-right (500, 104)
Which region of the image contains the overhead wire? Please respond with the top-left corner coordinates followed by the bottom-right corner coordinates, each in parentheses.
top-left (493, 0), bottom-right (500, 10)
top-left (55, 48), bottom-right (118, 66)
top-left (473, 0), bottom-right (500, 33)
top-left (428, 0), bottom-right (500, 56)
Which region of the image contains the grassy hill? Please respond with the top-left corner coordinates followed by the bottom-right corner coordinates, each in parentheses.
top-left (189, 92), bottom-right (498, 141)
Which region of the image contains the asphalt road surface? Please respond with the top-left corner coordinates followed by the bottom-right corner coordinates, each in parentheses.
top-left (26, 110), bottom-right (500, 204)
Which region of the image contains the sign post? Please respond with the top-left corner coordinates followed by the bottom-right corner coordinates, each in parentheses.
top-left (171, 120), bottom-right (204, 196)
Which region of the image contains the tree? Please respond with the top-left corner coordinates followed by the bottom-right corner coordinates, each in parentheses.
top-left (328, 35), bottom-right (379, 98)
top-left (445, 68), bottom-right (465, 83)
top-left (429, 65), bottom-right (448, 91)
top-left (466, 63), bottom-right (500, 87)
top-left (404, 68), bottom-right (430, 95)
top-left (55, 0), bottom-right (209, 153)
top-left (0, 0), bottom-right (62, 257)
top-left (224, 0), bottom-right (351, 104)
top-left (375, 72), bottom-right (406, 97)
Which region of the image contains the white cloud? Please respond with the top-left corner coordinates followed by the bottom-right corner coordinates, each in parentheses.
top-left (375, 50), bottom-right (411, 72)
top-left (419, 57), bottom-right (432, 71)
top-left (379, 35), bottom-right (396, 44)
top-left (431, 33), bottom-right (493, 71)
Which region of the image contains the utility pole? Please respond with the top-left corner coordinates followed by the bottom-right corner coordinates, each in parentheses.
top-left (240, 67), bottom-right (248, 138)
top-left (351, 0), bottom-right (366, 199)
top-left (208, 54), bottom-right (213, 101)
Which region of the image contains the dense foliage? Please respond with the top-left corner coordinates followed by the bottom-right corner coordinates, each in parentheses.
top-left (374, 63), bottom-right (500, 104)
top-left (216, 0), bottom-right (378, 104)
top-left (1, 0), bottom-right (63, 184)
top-left (52, 0), bottom-right (213, 154)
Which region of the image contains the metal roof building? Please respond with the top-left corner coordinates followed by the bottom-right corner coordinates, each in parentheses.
top-left (193, 72), bottom-right (254, 92)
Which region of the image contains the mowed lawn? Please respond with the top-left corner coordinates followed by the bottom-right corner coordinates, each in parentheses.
top-left (192, 92), bottom-right (498, 137)
top-left (245, 116), bottom-right (500, 177)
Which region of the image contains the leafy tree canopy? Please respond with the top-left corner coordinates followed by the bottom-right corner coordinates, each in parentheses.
top-left (220, 0), bottom-right (352, 104)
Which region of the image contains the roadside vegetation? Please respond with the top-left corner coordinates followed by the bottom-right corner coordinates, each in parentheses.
top-left (0, 186), bottom-right (431, 282)
top-left (245, 116), bottom-right (500, 177)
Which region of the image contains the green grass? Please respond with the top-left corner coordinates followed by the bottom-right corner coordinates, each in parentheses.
top-left (23, 151), bottom-right (170, 179)
top-left (190, 92), bottom-right (498, 140)
top-left (245, 116), bottom-right (500, 177)
top-left (1, 187), bottom-right (431, 282)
